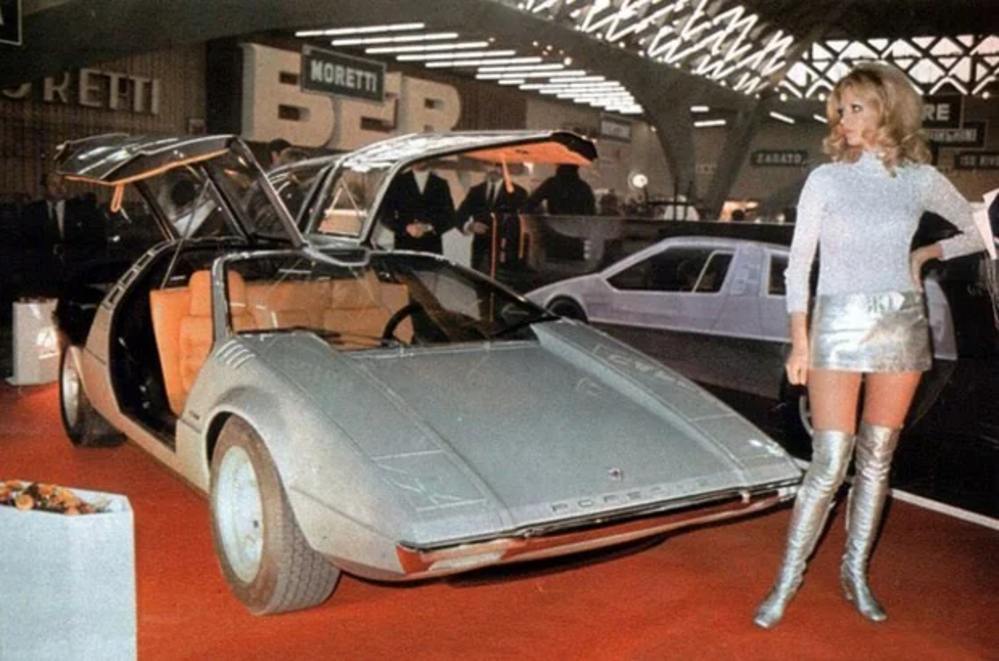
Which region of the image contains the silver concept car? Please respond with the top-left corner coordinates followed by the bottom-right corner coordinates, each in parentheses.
top-left (54, 132), bottom-right (801, 615)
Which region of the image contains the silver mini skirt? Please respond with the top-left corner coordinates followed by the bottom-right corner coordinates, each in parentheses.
top-left (810, 291), bottom-right (932, 373)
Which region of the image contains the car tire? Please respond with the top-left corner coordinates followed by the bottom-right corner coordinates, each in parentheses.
top-left (210, 417), bottom-right (340, 615)
top-left (547, 297), bottom-right (588, 322)
top-left (59, 346), bottom-right (124, 448)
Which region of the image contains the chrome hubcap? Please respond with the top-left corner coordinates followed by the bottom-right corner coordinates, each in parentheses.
top-left (216, 446), bottom-right (265, 584)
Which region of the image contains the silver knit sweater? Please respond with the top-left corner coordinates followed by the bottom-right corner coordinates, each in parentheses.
top-left (785, 151), bottom-right (984, 313)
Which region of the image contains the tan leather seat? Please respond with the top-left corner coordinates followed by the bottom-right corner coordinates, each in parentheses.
top-left (178, 271), bottom-right (214, 405)
top-left (323, 271), bottom-right (412, 344)
top-left (179, 269), bottom-right (256, 392)
top-left (245, 280), bottom-right (330, 330)
top-left (146, 269), bottom-right (255, 416)
top-left (150, 286), bottom-right (192, 415)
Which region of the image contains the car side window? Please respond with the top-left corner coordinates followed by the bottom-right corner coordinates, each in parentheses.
top-left (317, 170), bottom-right (369, 236)
top-left (767, 254), bottom-right (788, 296)
top-left (273, 162), bottom-right (325, 222)
top-left (608, 247), bottom-right (730, 293)
top-left (695, 251), bottom-right (733, 293)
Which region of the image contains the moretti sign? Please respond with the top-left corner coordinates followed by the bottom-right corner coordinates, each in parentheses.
top-left (301, 45), bottom-right (385, 103)
top-left (1, 0), bottom-right (23, 46)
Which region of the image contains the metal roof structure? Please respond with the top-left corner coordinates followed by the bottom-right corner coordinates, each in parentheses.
top-left (4, 0), bottom-right (997, 212)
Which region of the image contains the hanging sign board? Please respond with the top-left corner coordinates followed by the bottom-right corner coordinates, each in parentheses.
top-left (301, 45), bottom-right (385, 103)
top-left (751, 150), bottom-right (808, 167)
top-left (955, 151), bottom-right (999, 170)
top-left (923, 95), bottom-right (963, 129)
top-left (927, 121), bottom-right (985, 148)
top-left (599, 116), bottom-right (632, 142)
top-left (0, 0), bottom-right (22, 46)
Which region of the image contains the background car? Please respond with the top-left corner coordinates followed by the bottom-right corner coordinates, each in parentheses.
top-left (54, 131), bottom-right (801, 615)
top-left (526, 235), bottom-right (960, 436)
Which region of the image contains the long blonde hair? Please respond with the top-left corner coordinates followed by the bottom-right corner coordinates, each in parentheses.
top-left (823, 63), bottom-right (931, 169)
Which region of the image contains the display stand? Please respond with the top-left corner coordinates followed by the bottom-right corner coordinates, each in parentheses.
top-left (7, 298), bottom-right (60, 386)
top-left (0, 488), bottom-right (136, 660)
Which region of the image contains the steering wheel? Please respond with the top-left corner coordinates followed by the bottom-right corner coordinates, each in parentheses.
top-left (382, 301), bottom-right (426, 342)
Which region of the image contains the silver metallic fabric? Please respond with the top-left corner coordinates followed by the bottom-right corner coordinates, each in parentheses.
top-left (754, 429), bottom-right (856, 629)
top-left (785, 150), bottom-right (982, 314)
top-left (841, 422), bottom-right (901, 622)
top-left (811, 291), bottom-right (931, 372)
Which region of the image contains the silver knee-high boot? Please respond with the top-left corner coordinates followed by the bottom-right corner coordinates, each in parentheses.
top-left (753, 429), bottom-right (855, 629)
top-left (841, 421), bottom-right (900, 622)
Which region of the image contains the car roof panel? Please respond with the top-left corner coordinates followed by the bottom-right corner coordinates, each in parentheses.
top-left (55, 134), bottom-right (237, 185)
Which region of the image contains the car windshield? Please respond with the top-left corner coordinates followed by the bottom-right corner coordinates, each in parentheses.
top-left (224, 252), bottom-right (555, 350)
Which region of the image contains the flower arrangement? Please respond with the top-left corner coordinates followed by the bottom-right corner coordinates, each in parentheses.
top-left (0, 480), bottom-right (109, 515)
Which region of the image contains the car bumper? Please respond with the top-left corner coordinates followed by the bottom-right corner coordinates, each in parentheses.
top-left (394, 483), bottom-right (798, 577)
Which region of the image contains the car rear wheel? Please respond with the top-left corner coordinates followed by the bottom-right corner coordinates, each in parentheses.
top-left (547, 297), bottom-right (588, 322)
top-left (210, 417), bottom-right (340, 615)
top-left (59, 346), bottom-right (124, 447)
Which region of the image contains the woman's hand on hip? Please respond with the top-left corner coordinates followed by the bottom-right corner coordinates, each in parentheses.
top-left (910, 244), bottom-right (943, 291)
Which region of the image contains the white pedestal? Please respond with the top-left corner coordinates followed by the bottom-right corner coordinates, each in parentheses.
top-left (0, 488), bottom-right (137, 660)
top-left (7, 299), bottom-right (60, 386)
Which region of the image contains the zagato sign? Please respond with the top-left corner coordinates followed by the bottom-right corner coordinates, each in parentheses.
top-left (301, 45), bottom-right (385, 103)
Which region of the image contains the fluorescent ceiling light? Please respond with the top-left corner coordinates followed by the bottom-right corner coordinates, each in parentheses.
top-left (526, 84), bottom-right (626, 93)
top-left (296, 22), bottom-right (425, 38)
top-left (365, 41), bottom-right (490, 54)
top-left (332, 32), bottom-right (459, 46)
top-left (556, 89), bottom-right (632, 98)
top-left (769, 111), bottom-right (796, 124)
top-left (497, 78), bottom-right (527, 85)
top-left (521, 80), bottom-right (623, 89)
top-left (694, 119), bottom-right (727, 128)
top-left (427, 57), bottom-right (544, 68)
top-left (397, 50), bottom-right (516, 61)
top-left (477, 64), bottom-right (567, 73)
top-left (476, 70), bottom-right (589, 79)
top-left (690, 105), bottom-right (710, 113)
top-left (549, 75), bottom-right (605, 83)
top-left (813, 114), bottom-right (829, 124)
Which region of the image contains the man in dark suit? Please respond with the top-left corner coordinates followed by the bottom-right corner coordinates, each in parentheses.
top-left (456, 163), bottom-right (529, 274)
top-left (20, 171), bottom-right (102, 290)
top-left (525, 163), bottom-right (595, 216)
top-left (21, 172), bottom-right (100, 258)
top-left (378, 161), bottom-right (456, 255)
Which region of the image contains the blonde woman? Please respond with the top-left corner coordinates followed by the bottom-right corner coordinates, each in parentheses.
top-left (754, 63), bottom-right (985, 629)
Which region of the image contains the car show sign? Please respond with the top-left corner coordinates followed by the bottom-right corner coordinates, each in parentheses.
top-left (927, 121), bottom-right (986, 148)
top-left (599, 115), bottom-right (633, 142)
top-left (956, 151), bottom-right (999, 170)
top-left (0, 0), bottom-right (22, 46)
top-left (301, 45), bottom-right (385, 103)
top-left (923, 95), bottom-right (963, 128)
top-left (750, 150), bottom-right (808, 167)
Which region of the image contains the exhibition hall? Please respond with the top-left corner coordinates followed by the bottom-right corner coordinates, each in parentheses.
top-left (1, 1), bottom-right (996, 659)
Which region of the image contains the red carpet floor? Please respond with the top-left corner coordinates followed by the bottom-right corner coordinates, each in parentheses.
top-left (2, 383), bottom-right (996, 660)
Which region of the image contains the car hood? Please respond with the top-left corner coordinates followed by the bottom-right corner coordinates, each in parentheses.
top-left (262, 323), bottom-right (799, 543)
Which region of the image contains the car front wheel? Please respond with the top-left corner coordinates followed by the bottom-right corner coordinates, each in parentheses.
top-left (59, 347), bottom-right (123, 447)
top-left (210, 417), bottom-right (340, 615)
